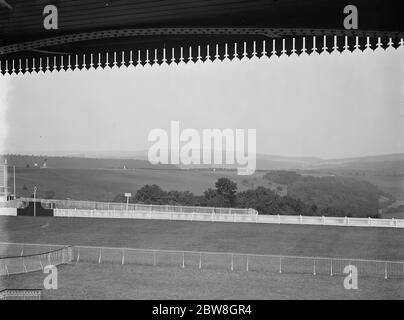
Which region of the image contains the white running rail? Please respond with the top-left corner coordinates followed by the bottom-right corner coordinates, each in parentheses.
top-left (54, 208), bottom-right (404, 228)
top-left (2, 242), bottom-right (402, 280)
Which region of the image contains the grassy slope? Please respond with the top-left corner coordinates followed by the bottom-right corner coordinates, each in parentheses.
top-left (337, 174), bottom-right (404, 201)
top-left (12, 167), bottom-right (269, 200)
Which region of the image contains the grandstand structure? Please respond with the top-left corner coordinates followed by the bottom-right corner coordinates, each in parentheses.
top-left (1, 1), bottom-right (403, 75)
top-left (0, 161), bottom-right (8, 203)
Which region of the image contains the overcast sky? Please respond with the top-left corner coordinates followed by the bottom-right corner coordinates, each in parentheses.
top-left (0, 48), bottom-right (403, 160)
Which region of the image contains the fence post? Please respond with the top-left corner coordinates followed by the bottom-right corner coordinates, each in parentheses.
top-left (199, 253), bottom-right (202, 269)
top-left (246, 255), bottom-right (249, 272)
top-left (231, 254), bottom-right (234, 271)
top-left (98, 248), bottom-right (102, 264)
top-left (182, 252), bottom-right (185, 268)
top-left (68, 247), bottom-right (73, 263)
top-left (122, 249), bottom-right (125, 265)
top-left (279, 256), bottom-right (282, 274)
top-left (313, 259), bottom-right (316, 276)
top-left (330, 259), bottom-right (333, 276)
top-left (384, 262), bottom-right (388, 279)
top-left (77, 247), bottom-right (80, 262)
top-left (23, 258), bottom-right (27, 273)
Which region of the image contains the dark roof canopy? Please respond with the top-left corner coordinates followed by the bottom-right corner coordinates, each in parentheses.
top-left (0, 0), bottom-right (403, 74)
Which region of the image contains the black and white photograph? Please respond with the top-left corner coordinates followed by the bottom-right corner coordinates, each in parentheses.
top-left (0, 0), bottom-right (403, 310)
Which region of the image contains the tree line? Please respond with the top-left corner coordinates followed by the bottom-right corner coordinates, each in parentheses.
top-left (112, 176), bottom-right (374, 217)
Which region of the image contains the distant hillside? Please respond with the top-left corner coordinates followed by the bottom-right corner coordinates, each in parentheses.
top-left (173, 151), bottom-right (404, 173)
top-left (4, 151), bottom-right (403, 177)
top-left (325, 153), bottom-right (404, 164)
top-left (174, 153), bottom-right (322, 170)
top-left (1, 154), bottom-right (176, 170)
top-left (263, 171), bottom-right (390, 218)
top-left (312, 153), bottom-right (404, 175)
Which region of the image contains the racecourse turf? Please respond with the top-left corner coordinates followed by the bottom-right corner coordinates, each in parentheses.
top-left (2, 216), bottom-right (404, 261)
top-left (2, 216), bottom-right (404, 299)
top-left (3, 262), bottom-right (404, 300)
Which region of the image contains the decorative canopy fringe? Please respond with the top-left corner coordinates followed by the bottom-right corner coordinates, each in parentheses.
top-left (1, 35), bottom-right (403, 75)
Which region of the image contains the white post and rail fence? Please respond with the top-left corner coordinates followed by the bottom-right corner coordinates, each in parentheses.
top-left (1, 242), bottom-right (403, 280)
top-left (0, 197), bottom-right (403, 228)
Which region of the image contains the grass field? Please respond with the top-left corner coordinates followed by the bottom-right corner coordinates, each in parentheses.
top-left (13, 167), bottom-right (269, 200)
top-left (2, 216), bottom-right (404, 299)
top-left (3, 263), bottom-right (404, 300)
top-left (3, 216), bottom-right (404, 260)
top-left (14, 167), bottom-right (403, 203)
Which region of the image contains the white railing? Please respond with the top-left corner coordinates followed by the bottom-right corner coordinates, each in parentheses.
top-left (70, 245), bottom-right (404, 280)
top-left (0, 246), bottom-right (73, 276)
top-left (55, 208), bottom-right (259, 223)
top-left (3, 197), bottom-right (403, 228)
top-left (15, 197), bottom-right (258, 215)
top-left (257, 214), bottom-right (404, 228)
top-left (0, 243), bottom-right (404, 280)
top-left (1, 242), bottom-right (403, 280)
top-left (54, 208), bottom-right (404, 228)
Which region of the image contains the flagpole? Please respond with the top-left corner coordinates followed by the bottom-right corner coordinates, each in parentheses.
top-left (13, 165), bottom-right (16, 199)
top-left (33, 186), bottom-right (37, 217)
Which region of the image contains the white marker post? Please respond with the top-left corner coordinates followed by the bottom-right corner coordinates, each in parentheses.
top-left (124, 193), bottom-right (132, 211)
top-left (33, 186), bottom-right (37, 217)
top-left (13, 165), bottom-right (16, 199)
